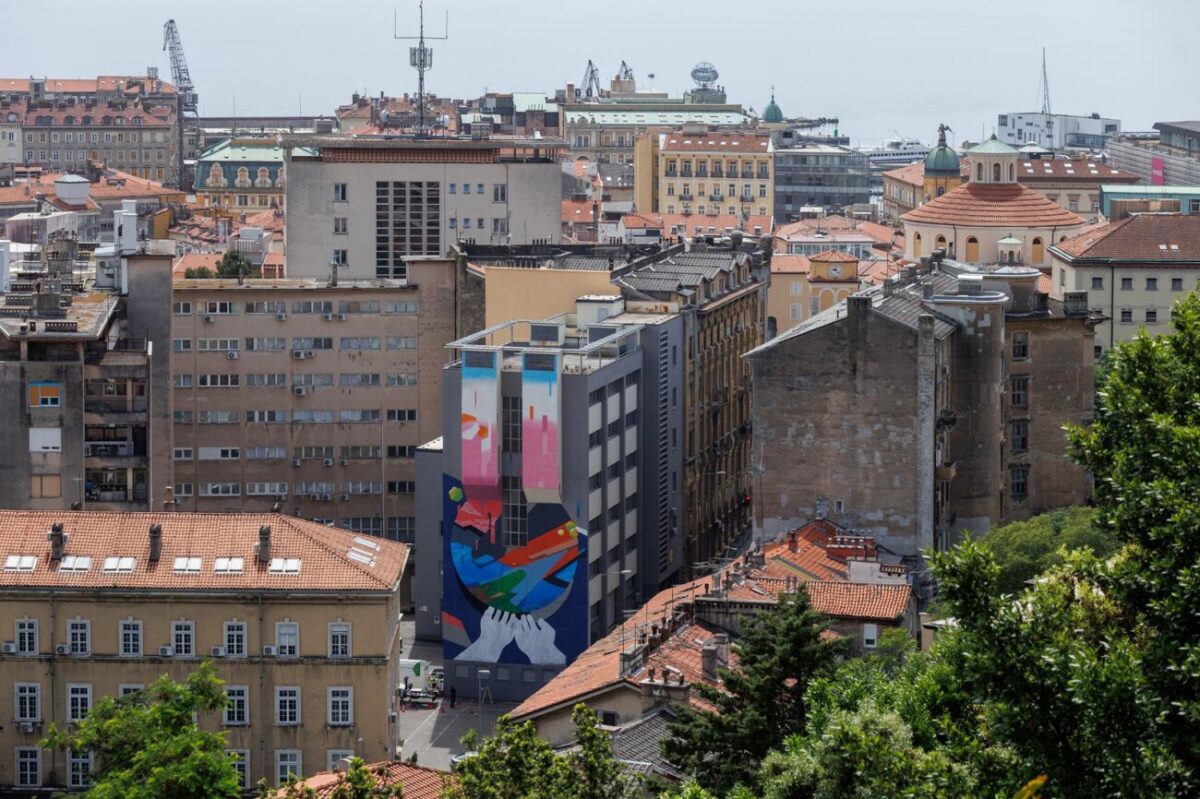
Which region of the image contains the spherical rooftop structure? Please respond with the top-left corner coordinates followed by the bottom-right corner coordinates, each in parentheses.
top-left (762, 88), bottom-right (784, 124)
top-left (924, 124), bottom-right (961, 177)
top-left (691, 62), bottom-right (719, 88)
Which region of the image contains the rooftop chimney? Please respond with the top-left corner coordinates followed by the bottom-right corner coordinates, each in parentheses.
top-left (257, 525), bottom-right (272, 563)
top-left (713, 633), bottom-right (729, 670)
top-left (787, 530), bottom-right (799, 553)
top-left (701, 644), bottom-right (718, 681)
top-left (47, 522), bottom-right (66, 561)
top-left (148, 523), bottom-right (163, 562)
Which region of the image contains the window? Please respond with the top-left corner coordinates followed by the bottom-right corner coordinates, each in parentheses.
top-left (120, 620), bottom-right (142, 657)
top-left (275, 687), bottom-right (300, 725)
top-left (1121, 277), bottom-right (1133, 290)
top-left (224, 621), bottom-right (246, 657)
top-left (607, 462), bottom-right (621, 481)
top-left (68, 749), bottom-right (92, 788)
top-left (607, 419), bottom-right (623, 438)
top-left (197, 374), bottom-right (240, 388)
top-left (1011, 465), bottom-right (1030, 499)
top-left (333, 183), bottom-right (348, 202)
top-left (589, 430), bottom-right (603, 448)
top-left (1011, 420), bottom-right (1029, 453)
top-left (172, 621), bottom-right (195, 656)
top-left (1172, 277), bottom-right (1184, 291)
top-left (276, 622), bottom-right (299, 657)
top-left (102, 556), bottom-right (136, 572)
top-left (1146, 309), bottom-right (1158, 324)
top-left (1146, 277), bottom-right (1158, 291)
top-left (16, 618), bottom-right (37, 655)
top-left (118, 684), bottom-right (143, 696)
top-left (224, 686), bottom-right (249, 725)
top-left (1010, 376), bottom-right (1029, 409)
top-left (332, 249), bottom-right (348, 266)
top-left (276, 751), bottom-right (301, 786)
top-left (386, 336), bottom-right (417, 350)
top-left (328, 687), bottom-right (353, 725)
top-left (1091, 276), bottom-right (1103, 290)
top-left (502, 395), bottom-right (522, 453)
top-left (228, 750), bottom-right (250, 790)
top-left (1120, 308), bottom-right (1133, 324)
top-left (69, 619), bottom-right (90, 655)
top-left (387, 408), bottom-right (417, 422)
top-left (27, 382), bottom-right (62, 408)
top-left (387, 481), bottom-right (416, 494)
top-left (1011, 331), bottom-right (1029, 360)
top-left (387, 517), bottom-right (416, 542)
top-left (15, 747), bottom-right (40, 788)
top-left (333, 217), bottom-right (348, 234)
top-left (493, 183), bottom-right (507, 202)
top-left (15, 683), bottom-right (40, 721)
top-left (328, 622), bottom-right (351, 658)
top-left (502, 474), bottom-right (528, 547)
top-left (387, 445), bottom-right (415, 459)
top-left (862, 623), bottom-right (878, 649)
top-left (67, 683), bottom-right (91, 722)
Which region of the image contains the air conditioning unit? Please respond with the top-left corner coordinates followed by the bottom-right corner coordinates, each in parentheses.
top-left (309, 494), bottom-right (321, 501)
top-left (55, 644), bottom-right (70, 655)
top-left (293, 386), bottom-right (308, 396)
top-left (292, 349), bottom-right (305, 360)
top-left (322, 313), bottom-right (335, 321)
top-left (321, 493), bottom-right (333, 502)
top-left (262, 645), bottom-right (277, 657)
top-left (291, 457), bottom-right (302, 467)
top-left (336, 313), bottom-right (348, 321)
top-left (158, 645), bottom-right (174, 657)
top-left (338, 458), bottom-right (348, 466)
top-left (18, 721), bottom-right (34, 734)
top-left (323, 457), bottom-right (334, 466)
top-left (276, 312), bottom-right (287, 321)
top-left (339, 493), bottom-right (349, 502)
top-left (203, 314), bottom-right (214, 323)
top-left (210, 645), bottom-right (226, 658)
top-left (304, 350), bottom-right (315, 359)
top-left (2, 641), bottom-right (17, 654)
top-left (227, 351), bottom-right (239, 360)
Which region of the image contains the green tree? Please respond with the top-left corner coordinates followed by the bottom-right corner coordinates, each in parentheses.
top-left (216, 250), bottom-right (256, 278)
top-left (981, 507), bottom-right (1117, 594)
top-left (660, 591), bottom-right (842, 794)
top-left (1068, 291), bottom-right (1200, 779)
top-left (445, 704), bottom-right (633, 799)
top-left (43, 661), bottom-right (241, 799)
top-left (184, 266), bottom-right (216, 279)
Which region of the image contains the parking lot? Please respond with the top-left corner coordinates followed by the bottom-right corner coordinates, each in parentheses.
top-left (397, 618), bottom-right (519, 770)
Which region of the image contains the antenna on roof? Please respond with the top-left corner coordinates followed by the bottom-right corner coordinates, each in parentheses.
top-left (1038, 47), bottom-right (1052, 117)
top-left (394, 1), bottom-right (449, 135)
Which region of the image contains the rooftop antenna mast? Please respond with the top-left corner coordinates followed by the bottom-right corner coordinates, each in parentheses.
top-left (394, 1), bottom-right (448, 135)
top-left (1038, 47), bottom-right (1052, 116)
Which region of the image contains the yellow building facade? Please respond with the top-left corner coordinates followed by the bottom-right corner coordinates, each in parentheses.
top-left (766, 251), bottom-right (861, 337)
top-left (636, 128), bottom-right (774, 218)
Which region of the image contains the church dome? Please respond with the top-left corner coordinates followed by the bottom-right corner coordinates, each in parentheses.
top-left (924, 124), bottom-right (960, 177)
top-left (762, 88), bottom-right (784, 123)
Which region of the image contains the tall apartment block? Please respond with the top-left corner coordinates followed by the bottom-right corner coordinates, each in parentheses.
top-left (0, 511), bottom-right (409, 792)
top-left (415, 296), bottom-right (684, 700)
top-left (169, 258), bottom-right (460, 539)
top-left (283, 134), bottom-right (564, 280)
top-left (0, 213), bottom-right (172, 512)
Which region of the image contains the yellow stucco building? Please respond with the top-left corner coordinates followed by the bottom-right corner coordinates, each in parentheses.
top-left (635, 128), bottom-right (774, 218)
top-left (766, 250), bottom-right (861, 337)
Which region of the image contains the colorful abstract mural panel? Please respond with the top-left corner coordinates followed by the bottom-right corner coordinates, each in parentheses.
top-left (521, 353), bottom-right (561, 505)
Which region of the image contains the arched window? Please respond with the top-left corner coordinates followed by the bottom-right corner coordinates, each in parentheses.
top-left (936, 235), bottom-right (947, 252)
top-left (976, 162), bottom-right (983, 181)
top-left (1007, 251), bottom-right (1016, 263)
top-left (992, 163), bottom-right (1001, 182)
top-left (913, 232), bottom-right (922, 257)
top-left (965, 236), bottom-right (980, 262)
top-left (936, 186), bottom-right (945, 197)
top-left (1032, 237), bottom-right (1045, 263)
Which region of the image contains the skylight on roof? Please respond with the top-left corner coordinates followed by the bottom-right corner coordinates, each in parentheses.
top-left (4, 555), bottom-right (36, 572)
top-left (59, 555), bottom-right (91, 572)
top-left (352, 536), bottom-right (380, 551)
top-left (214, 557), bottom-right (244, 574)
top-left (347, 548), bottom-right (377, 566)
top-left (103, 556), bottom-right (135, 572)
top-left (172, 556), bottom-right (202, 574)
top-left (268, 558), bottom-right (301, 574)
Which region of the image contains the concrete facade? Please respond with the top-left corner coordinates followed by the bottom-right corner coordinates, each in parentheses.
top-left (169, 260), bottom-right (460, 537)
top-left (284, 136), bottom-right (564, 282)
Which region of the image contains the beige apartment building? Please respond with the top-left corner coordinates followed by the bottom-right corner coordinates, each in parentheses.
top-left (170, 261), bottom-right (461, 539)
top-left (0, 510), bottom-right (409, 793)
top-left (635, 128), bottom-right (774, 218)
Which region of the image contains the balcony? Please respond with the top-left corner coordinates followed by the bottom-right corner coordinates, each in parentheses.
top-left (741, 171), bottom-right (754, 179)
top-left (709, 193), bottom-right (724, 202)
top-left (665, 169), bottom-right (678, 177)
top-left (740, 194), bottom-right (754, 203)
top-left (680, 193), bottom-right (693, 202)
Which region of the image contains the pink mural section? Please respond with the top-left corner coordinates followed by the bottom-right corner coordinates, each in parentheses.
top-left (458, 350), bottom-right (502, 543)
top-left (521, 353), bottom-right (561, 504)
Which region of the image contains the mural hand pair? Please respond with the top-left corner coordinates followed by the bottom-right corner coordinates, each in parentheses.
top-left (455, 607), bottom-right (566, 665)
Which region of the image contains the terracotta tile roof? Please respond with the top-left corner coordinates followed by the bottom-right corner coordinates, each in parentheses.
top-left (771, 254), bottom-right (810, 274)
top-left (901, 182), bottom-right (1085, 228)
top-left (857, 258), bottom-right (895, 285)
top-left (619, 213), bottom-right (662, 230)
top-left (1017, 157), bottom-right (1139, 184)
top-left (810, 250), bottom-right (859, 263)
top-left (0, 170), bottom-right (183, 208)
top-left (0, 77), bottom-right (176, 95)
top-left (0, 511), bottom-right (407, 593)
top-left (622, 212), bottom-right (774, 237)
top-left (854, 220), bottom-right (905, 249)
top-left (23, 103), bottom-right (175, 126)
top-left (172, 252), bottom-right (222, 279)
top-left (1052, 213), bottom-right (1200, 261)
top-left (242, 208), bottom-right (285, 234)
top-left (661, 132), bottom-right (771, 153)
top-left (804, 582), bottom-right (911, 621)
top-left (882, 161), bottom-right (926, 186)
top-left (284, 761), bottom-right (452, 799)
top-left (563, 198), bottom-right (595, 224)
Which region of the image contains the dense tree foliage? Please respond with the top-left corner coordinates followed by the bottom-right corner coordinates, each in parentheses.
top-left (661, 591), bottom-right (842, 794)
top-left (980, 506), bottom-right (1116, 594)
top-left (44, 662), bottom-right (241, 799)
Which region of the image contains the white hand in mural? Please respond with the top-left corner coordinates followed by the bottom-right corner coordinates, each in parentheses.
top-left (514, 615), bottom-right (566, 665)
top-left (456, 607), bottom-right (516, 662)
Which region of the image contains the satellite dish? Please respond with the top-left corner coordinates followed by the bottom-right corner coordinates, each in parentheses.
top-left (690, 62), bottom-right (719, 88)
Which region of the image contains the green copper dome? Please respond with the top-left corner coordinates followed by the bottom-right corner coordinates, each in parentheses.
top-left (763, 87), bottom-right (784, 123)
top-left (924, 123), bottom-right (961, 176)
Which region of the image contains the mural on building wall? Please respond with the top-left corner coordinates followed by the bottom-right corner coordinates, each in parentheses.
top-left (521, 353), bottom-right (561, 504)
top-left (443, 351), bottom-right (586, 667)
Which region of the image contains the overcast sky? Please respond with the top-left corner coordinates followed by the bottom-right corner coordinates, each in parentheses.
top-left (0, 0), bottom-right (1195, 146)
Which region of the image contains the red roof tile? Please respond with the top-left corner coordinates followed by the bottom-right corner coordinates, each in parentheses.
top-left (810, 250), bottom-right (859, 263)
top-left (882, 162), bottom-right (927, 186)
top-left (661, 132), bottom-right (771, 153)
top-left (563, 198), bottom-right (595, 224)
top-left (901, 182), bottom-right (1085, 228)
top-left (0, 511), bottom-right (407, 593)
top-left (1017, 157), bottom-right (1139, 184)
top-left (804, 582), bottom-right (911, 621)
top-left (771, 254), bottom-right (810, 274)
top-left (1052, 213), bottom-right (1200, 261)
top-left (0, 170), bottom-right (183, 208)
top-left (172, 252), bottom-right (222, 279)
top-left (284, 761), bottom-right (452, 799)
